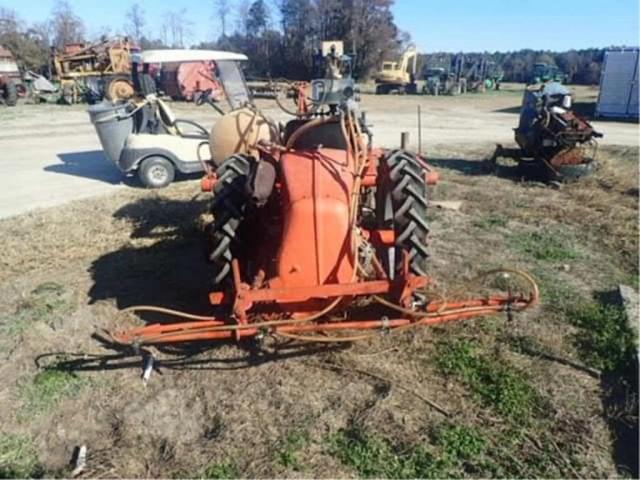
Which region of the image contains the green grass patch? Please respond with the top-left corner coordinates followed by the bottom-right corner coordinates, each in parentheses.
top-left (276, 429), bottom-right (309, 470)
top-left (473, 214), bottom-right (508, 230)
top-left (509, 230), bottom-right (580, 262)
top-left (533, 270), bottom-right (582, 314)
top-left (328, 424), bottom-right (489, 478)
top-left (20, 369), bottom-right (89, 418)
top-left (328, 422), bottom-right (581, 478)
top-left (328, 427), bottom-right (438, 478)
top-left (0, 282), bottom-right (73, 339)
top-left (567, 302), bottom-right (636, 372)
top-left (198, 462), bottom-right (238, 479)
top-left (436, 339), bottom-right (541, 420)
top-left (0, 434), bottom-right (42, 479)
top-left (434, 423), bottom-right (487, 466)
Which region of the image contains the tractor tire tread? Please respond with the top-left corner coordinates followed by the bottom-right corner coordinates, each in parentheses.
top-left (208, 154), bottom-right (252, 285)
top-left (382, 150), bottom-right (430, 277)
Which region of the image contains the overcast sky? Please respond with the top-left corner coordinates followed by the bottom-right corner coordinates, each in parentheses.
top-left (2, 0), bottom-right (638, 52)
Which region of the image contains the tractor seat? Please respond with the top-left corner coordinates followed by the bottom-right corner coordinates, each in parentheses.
top-left (155, 98), bottom-right (209, 139)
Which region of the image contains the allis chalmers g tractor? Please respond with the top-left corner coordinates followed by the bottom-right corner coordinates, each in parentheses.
top-left (113, 44), bottom-right (538, 349)
top-left (489, 82), bottom-right (603, 181)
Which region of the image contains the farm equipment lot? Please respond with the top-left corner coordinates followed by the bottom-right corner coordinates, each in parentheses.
top-left (0, 84), bottom-right (638, 477)
top-left (1, 83), bottom-right (638, 219)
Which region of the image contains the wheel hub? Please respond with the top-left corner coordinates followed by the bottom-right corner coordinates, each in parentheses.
top-left (150, 165), bottom-right (168, 183)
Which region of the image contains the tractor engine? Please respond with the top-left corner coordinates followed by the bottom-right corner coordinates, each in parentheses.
top-left (203, 42), bottom-right (435, 319)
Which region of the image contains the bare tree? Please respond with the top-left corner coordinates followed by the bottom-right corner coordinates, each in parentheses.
top-left (162, 8), bottom-right (193, 47)
top-left (94, 25), bottom-right (113, 41)
top-left (235, 0), bottom-right (251, 36)
top-left (50, 0), bottom-right (85, 48)
top-left (125, 3), bottom-right (145, 43)
top-left (215, 0), bottom-right (231, 37)
top-left (0, 7), bottom-right (20, 35)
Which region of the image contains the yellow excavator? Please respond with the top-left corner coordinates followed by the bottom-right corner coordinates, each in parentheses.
top-left (373, 45), bottom-right (418, 94)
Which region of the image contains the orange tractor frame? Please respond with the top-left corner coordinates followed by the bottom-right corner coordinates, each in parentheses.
top-left (113, 58), bottom-right (538, 348)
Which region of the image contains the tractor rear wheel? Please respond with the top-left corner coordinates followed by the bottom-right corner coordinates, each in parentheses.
top-left (4, 80), bottom-right (17, 106)
top-left (208, 154), bottom-right (252, 285)
top-left (381, 150), bottom-right (430, 277)
top-left (106, 76), bottom-right (135, 102)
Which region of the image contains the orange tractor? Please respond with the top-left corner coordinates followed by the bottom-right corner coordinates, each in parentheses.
top-left (113, 44), bottom-right (538, 348)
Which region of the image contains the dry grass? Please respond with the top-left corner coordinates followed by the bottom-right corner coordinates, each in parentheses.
top-left (0, 144), bottom-right (637, 478)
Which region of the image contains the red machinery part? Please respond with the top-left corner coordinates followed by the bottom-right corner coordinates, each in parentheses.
top-left (113, 297), bottom-right (536, 345)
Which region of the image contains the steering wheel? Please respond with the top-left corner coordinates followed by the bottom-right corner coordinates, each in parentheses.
top-left (196, 88), bottom-right (213, 106)
top-left (196, 88), bottom-right (227, 116)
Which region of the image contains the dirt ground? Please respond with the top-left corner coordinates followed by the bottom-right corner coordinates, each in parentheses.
top-left (0, 85), bottom-right (638, 478)
top-left (0, 83), bottom-right (637, 218)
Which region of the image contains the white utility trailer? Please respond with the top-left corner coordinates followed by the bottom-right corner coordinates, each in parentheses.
top-left (596, 48), bottom-right (639, 120)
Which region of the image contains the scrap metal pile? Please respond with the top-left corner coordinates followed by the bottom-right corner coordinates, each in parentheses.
top-left (112, 42), bottom-right (538, 348)
top-left (489, 81), bottom-right (603, 181)
top-left (51, 36), bottom-right (136, 104)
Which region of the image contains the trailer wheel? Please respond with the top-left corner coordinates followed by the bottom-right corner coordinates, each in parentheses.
top-left (138, 156), bottom-right (175, 188)
top-left (207, 154), bottom-right (252, 285)
top-left (3, 80), bottom-right (17, 106)
top-left (380, 150), bottom-right (430, 277)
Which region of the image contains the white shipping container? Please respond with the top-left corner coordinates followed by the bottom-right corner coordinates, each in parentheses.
top-left (596, 48), bottom-right (639, 119)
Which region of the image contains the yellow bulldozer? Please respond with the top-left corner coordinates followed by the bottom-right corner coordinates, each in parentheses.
top-left (51, 36), bottom-right (136, 104)
top-left (372, 45), bottom-right (418, 94)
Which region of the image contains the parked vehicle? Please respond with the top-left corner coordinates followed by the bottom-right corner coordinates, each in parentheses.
top-left (373, 45), bottom-right (418, 94)
top-left (89, 49), bottom-right (250, 188)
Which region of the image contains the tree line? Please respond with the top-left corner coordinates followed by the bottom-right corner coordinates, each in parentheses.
top-left (0, 0), bottom-right (609, 84)
top-left (488, 49), bottom-right (604, 85)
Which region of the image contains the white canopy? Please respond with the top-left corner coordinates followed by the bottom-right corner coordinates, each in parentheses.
top-left (139, 49), bottom-right (248, 64)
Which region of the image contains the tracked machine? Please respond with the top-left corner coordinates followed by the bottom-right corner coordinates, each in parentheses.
top-left (113, 43), bottom-right (538, 348)
top-left (489, 82), bottom-right (603, 181)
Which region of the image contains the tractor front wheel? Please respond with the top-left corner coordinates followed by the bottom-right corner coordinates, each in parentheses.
top-left (3, 80), bottom-right (17, 106)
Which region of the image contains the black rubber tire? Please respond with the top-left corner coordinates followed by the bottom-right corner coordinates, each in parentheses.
top-left (382, 150), bottom-right (430, 277)
top-left (375, 84), bottom-right (389, 95)
top-left (60, 85), bottom-right (74, 105)
top-left (208, 154), bottom-right (252, 285)
top-left (138, 156), bottom-right (175, 188)
top-left (4, 80), bottom-right (17, 106)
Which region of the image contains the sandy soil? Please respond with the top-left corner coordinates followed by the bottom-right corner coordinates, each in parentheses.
top-left (0, 83), bottom-right (637, 219)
